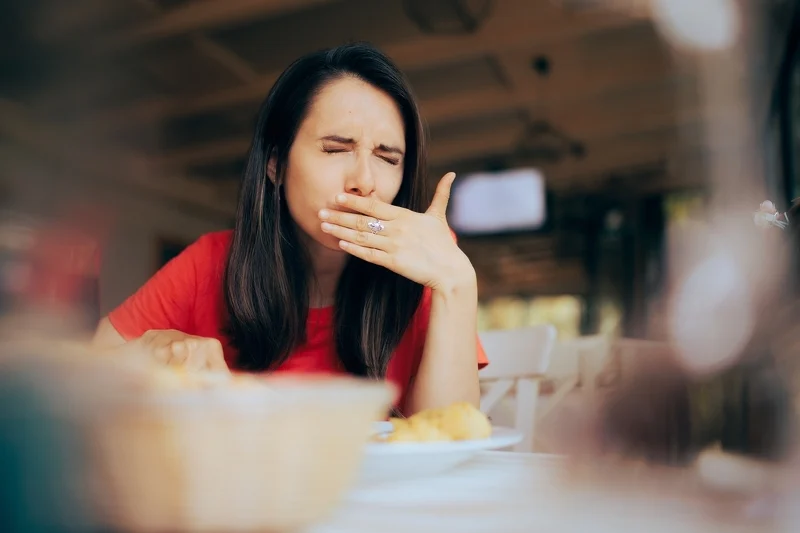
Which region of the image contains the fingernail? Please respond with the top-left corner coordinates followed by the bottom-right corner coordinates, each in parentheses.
top-left (336, 194), bottom-right (347, 204)
top-left (321, 222), bottom-right (333, 232)
top-left (319, 209), bottom-right (330, 220)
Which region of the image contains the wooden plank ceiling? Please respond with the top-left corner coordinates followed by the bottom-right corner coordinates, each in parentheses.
top-left (12, 0), bottom-right (708, 194)
top-left (3, 0), bottom-right (718, 297)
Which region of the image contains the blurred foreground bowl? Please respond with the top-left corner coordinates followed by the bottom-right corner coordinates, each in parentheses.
top-left (0, 342), bottom-right (395, 533)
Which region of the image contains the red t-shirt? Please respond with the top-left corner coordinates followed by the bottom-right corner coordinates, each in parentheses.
top-left (107, 230), bottom-right (488, 411)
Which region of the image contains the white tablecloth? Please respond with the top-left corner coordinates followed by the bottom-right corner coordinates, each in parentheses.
top-left (307, 452), bottom-right (774, 533)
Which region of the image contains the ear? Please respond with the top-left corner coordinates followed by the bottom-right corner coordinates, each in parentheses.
top-left (266, 155), bottom-right (277, 184)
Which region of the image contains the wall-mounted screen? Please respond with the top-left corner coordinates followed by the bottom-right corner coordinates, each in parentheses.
top-left (448, 168), bottom-right (547, 236)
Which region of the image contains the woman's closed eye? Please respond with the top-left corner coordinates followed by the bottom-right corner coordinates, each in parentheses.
top-left (323, 146), bottom-right (400, 166)
top-left (322, 146), bottom-right (349, 154)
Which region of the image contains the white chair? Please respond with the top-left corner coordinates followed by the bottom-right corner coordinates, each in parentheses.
top-left (536, 335), bottom-right (612, 423)
top-left (611, 338), bottom-right (674, 380)
top-left (478, 324), bottom-right (557, 452)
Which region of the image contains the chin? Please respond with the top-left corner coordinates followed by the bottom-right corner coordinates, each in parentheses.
top-left (294, 220), bottom-right (345, 253)
top-left (313, 231), bottom-right (347, 253)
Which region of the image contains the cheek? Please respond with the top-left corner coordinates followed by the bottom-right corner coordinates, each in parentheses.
top-left (282, 156), bottom-right (346, 242)
top-left (284, 156), bottom-right (340, 211)
top-left (377, 170), bottom-right (404, 204)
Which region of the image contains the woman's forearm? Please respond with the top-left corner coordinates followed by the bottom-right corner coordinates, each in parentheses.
top-left (406, 271), bottom-right (481, 414)
top-left (92, 317), bottom-right (128, 349)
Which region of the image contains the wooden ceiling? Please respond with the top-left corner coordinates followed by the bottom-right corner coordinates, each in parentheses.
top-left (2, 0), bottom-right (720, 217)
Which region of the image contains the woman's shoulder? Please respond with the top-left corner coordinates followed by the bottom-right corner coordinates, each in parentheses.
top-left (173, 230), bottom-right (233, 268)
top-left (178, 231), bottom-right (233, 306)
top-left (191, 229), bottom-right (234, 255)
top-left (186, 230), bottom-right (234, 281)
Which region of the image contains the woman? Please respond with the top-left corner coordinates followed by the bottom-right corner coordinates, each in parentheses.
top-left (92, 43), bottom-right (487, 415)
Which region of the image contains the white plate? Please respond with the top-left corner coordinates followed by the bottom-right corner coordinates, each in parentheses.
top-left (356, 423), bottom-right (523, 485)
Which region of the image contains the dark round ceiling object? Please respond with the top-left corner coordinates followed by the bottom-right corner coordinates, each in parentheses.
top-left (531, 55), bottom-right (551, 76)
top-left (571, 143), bottom-right (586, 158)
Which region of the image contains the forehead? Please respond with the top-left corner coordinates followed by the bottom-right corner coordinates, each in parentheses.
top-left (303, 76), bottom-right (406, 146)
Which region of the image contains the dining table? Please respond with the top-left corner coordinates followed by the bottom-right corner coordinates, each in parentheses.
top-left (306, 451), bottom-right (787, 533)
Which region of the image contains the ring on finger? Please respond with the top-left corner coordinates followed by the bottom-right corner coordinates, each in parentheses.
top-left (367, 218), bottom-right (385, 234)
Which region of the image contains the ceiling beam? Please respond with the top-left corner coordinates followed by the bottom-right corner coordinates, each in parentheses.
top-left (431, 117), bottom-right (727, 194)
top-left (171, 103), bottom-right (721, 195)
top-left (430, 123), bottom-right (529, 166)
top-left (153, 74), bottom-right (711, 171)
top-left (543, 141), bottom-right (680, 188)
top-left (0, 99), bottom-right (237, 217)
top-left (158, 137), bottom-right (253, 168)
top-left (131, 0), bottom-right (258, 83)
top-left (205, 115), bottom-right (721, 203)
top-left (442, 130), bottom-right (680, 178)
top-left (151, 57), bottom-right (690, 170)
top-left (82, 3), bottom-right (648, 130)
top-left (102, 0), bottom-right (338, 51)
top-left (426, 58), bottom-right (686, 125)
top-left (33, 0), bottom-right (125, 42)
top-left (427, 94), bottom-right (708, 167)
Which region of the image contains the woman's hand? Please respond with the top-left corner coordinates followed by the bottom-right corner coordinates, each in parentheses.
top-left (119, 329), bottom-right (229, 373)
top-left (759, 200), bottom-right (778, 214)
top-left (319, 172), bottom-right (475, 293)
top-left (754, 200), bottom-right (789, 229)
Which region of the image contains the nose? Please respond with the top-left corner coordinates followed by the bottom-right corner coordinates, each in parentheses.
top-left (344, 152), bottom-right (376, 197)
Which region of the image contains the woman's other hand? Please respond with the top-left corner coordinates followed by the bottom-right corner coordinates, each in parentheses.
top-left (760, 200), bottom-right (778, 214)
top-left (318, 172), bottom-right (475, 293)
top-left (754, 200), bottom-right (789, 229)
top-left (122, 329), bottom-right (229, 373)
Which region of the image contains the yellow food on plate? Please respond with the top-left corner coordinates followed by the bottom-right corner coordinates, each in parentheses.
top-left (387, 416), bottom-right (452, 442)
top-left (382, 402), bottom-right (492, 443)
top-left (424, 402), bottom-right (493, 441)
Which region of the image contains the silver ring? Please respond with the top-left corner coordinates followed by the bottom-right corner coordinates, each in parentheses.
top-left (367, 219), bottom-right (385, 234)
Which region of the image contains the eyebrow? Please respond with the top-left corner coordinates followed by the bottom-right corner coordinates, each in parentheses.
top-left (320, 135), bottom-right (405, 156)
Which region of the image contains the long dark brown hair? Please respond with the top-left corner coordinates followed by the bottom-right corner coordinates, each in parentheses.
top-left (224, 43), bottom-right (428, 377)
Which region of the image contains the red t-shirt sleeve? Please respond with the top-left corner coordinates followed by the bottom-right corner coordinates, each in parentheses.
top-left (107, 234), bottom-right (212, 340)
top-left (477, 335), bottom-right (489, 368)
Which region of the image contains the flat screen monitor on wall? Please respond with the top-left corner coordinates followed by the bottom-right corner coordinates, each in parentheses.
top-left (447, 168), bottom-right (548, 236)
